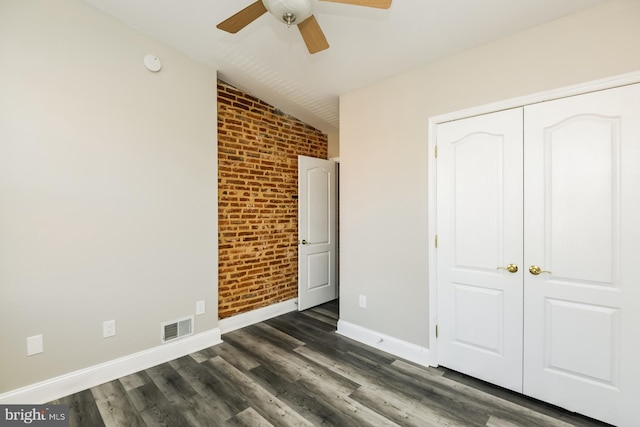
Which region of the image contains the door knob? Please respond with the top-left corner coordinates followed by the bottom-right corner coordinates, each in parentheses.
top-left (497, 264), bottom-right (518, 273)
top-left (529, 265), bottom-right (551, 275)
top-left (300, 240), bottom-right (308, 245)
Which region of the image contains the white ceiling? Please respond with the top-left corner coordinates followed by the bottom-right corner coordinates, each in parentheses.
top-left (82, 0), bottom-right (603, 133)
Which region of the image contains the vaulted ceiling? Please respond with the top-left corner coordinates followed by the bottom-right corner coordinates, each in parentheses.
top-left (82, 0), bottom-right (603, 133)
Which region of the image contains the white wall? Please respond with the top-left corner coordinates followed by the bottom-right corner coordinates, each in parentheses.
top-left (0, 0), bottom-right (218, 394)
top-left (339, 0), bottom-right (640, 348)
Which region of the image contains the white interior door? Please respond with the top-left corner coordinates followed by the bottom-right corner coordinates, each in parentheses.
top-left (436, 108), bottom-right (524, 392)
top-left (523, 84), bottom-right (640, 427)
top-left (298, 155), bottom-right (336, 311)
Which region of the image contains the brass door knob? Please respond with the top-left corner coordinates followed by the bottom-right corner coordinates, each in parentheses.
top-left (529, 265), bottom-right (551, 275)
top-left (497, 264), bottom-right (518, 273)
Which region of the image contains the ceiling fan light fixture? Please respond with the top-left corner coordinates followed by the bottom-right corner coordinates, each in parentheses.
top-left (262, 0), bottom-right (316, 26)
top-left (283, 12), bottom-right (296, 27)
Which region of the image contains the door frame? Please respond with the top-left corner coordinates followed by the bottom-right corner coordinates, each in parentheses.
top-left (427, 71), bottom-right (640, 366)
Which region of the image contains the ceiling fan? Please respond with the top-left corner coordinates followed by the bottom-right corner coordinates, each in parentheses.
top-left (216, 0), bottom-right (392, 54)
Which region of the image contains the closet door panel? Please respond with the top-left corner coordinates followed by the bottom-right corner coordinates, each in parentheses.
top-left (437, 108), bottom-right (524, 393)
top-left (523, 83), bottom-right (640, 427)
top-left (546, 116), bottom-right (616, 283)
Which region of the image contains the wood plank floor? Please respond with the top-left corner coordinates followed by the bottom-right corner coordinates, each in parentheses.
top-left (51, 300), bottom-right (611, 426)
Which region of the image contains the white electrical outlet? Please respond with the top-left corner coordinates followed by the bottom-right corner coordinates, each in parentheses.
top-left (196, 300), bottom-right (205, 315)
top-left (103, 320), bottom-right (116, 338)
top-left (359, 295), bottom-right (367, 308)
top-left (27, 335), bottom-right (43, 356)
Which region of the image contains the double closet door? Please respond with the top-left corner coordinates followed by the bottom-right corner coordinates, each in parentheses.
top-left (436, 83), bottom-right (640, 427)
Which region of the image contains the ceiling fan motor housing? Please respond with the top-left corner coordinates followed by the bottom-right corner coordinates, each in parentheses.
top-left (263, 0), bottom-right (317, 25)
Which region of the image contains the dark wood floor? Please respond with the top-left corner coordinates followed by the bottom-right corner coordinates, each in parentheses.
top-left (52, 300), bottom-right (610, 426)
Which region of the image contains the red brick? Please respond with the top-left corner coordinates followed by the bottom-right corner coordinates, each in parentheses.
top-left (218, 80), bottom-right (327, 319)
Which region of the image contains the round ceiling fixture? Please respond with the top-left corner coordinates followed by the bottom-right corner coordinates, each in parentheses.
top-left (262, 0), bottom-right (317, 27)
top-left (143, 54), bottom-right (162, 72)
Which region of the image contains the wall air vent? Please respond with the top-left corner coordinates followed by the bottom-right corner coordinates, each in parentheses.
top-left (161, 315), bottom-right (194, 343)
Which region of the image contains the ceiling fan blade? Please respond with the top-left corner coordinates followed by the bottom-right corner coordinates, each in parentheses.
top-left (216, 1), bottom-right (268, 33)
top-left (298, 15), bottom-right (329, 54)
top-left (320, 0), bottom-right (391, 9)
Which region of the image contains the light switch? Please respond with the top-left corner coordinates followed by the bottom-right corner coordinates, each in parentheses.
top-left (27, 335), bottom-right (43, 356)
top-left (196, 300), bottom-right (205, 315)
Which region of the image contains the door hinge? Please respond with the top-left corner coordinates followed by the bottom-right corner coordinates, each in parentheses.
top-left (435, 324), bottom-right (439, 338)
top-left (434, 145), bottom-right (438, 158)
top-left (435, 235), bottom-right (438, 248)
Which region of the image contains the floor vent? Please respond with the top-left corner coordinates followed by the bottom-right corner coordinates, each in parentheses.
top-left (161, 315), bottom-right (194, 343)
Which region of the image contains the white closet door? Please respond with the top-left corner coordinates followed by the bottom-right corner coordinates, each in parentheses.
top-left (436, 108), bottom-right (524, 392)
top-left (523, 83), bottom-right (640, 427)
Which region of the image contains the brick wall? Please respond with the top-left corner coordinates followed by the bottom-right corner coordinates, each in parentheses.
top-left (217, 80), bottom-right (328, 319)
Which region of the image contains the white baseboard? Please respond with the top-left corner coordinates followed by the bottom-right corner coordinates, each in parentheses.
top-left (336, 320), bottom-right (434, 367)
top-left (219, 299), bottom-right (298, 334)
top-left (0, 328), bottom-right (222, 405)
